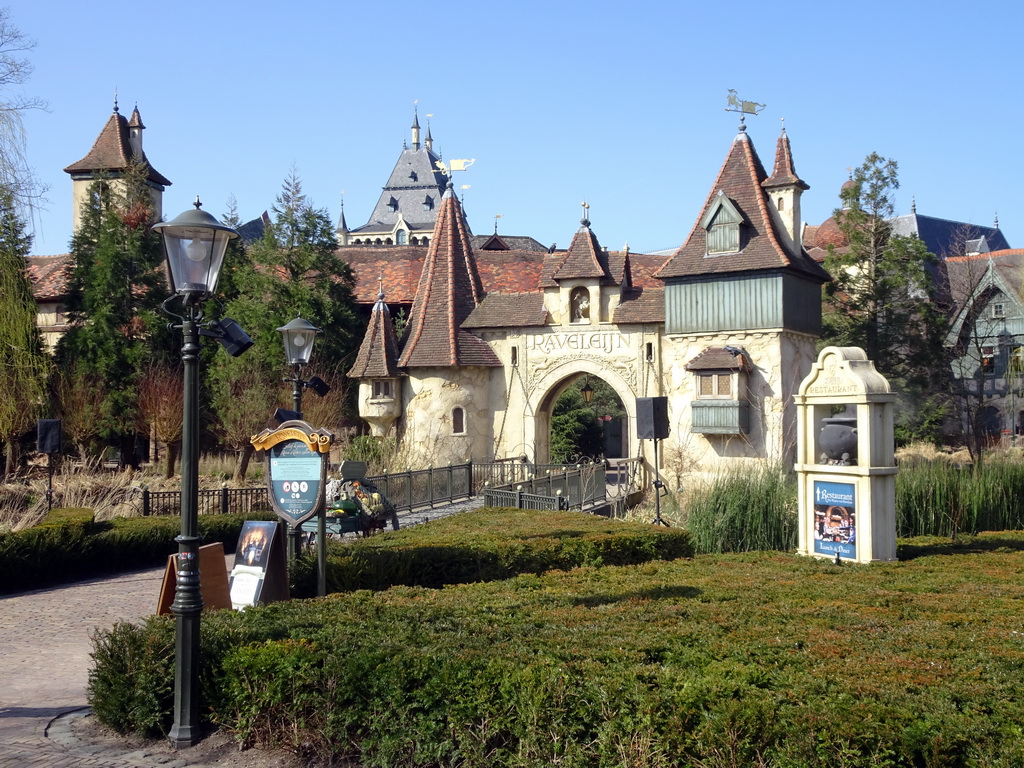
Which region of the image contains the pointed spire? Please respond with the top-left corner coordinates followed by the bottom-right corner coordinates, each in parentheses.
top-left (337, 192), bottom-right (349, 233)
top-left (411, 104), bottom-right (421, 150)
top-left (763, 122), bottom-right (808, 190)
top-left (425, 115), bottom-right (433, 152)
top-left (398, 181), bottom-right (497, 367)
top-left (348, 278), bottom-right (401, 379)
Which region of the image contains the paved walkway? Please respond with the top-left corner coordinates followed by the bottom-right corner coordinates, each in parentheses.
top-left (0, 499), bottom-right (484, 767)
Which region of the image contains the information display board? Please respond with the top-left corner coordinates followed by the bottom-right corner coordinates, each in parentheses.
top-left (812, 480), bottom-right (857, 560)
top-left (250, 420), bottom-right (333, 527)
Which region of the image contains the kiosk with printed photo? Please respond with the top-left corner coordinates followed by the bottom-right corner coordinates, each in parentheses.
top-left (795, 347), bottom-right (897, 563)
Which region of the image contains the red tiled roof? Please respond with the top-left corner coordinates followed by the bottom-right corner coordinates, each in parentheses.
top-left (654, 131), bottom-right (828, 283)
top-left (63, 107), bottom-right (171, 187)
top-left (26, 254), bottom-right (72, 301)
top-left (550, 223), bottom-right (613, 282)
top-left (613, 288), bottom-right (663, 324)
top-left (463, 292), bottom-right (548, 328)
top-left (348, 293), bottom-right (402, 378)
top-left (398, 187), bottom-right (499, 368)
top-left (762, 128), bottom-right (808, 190)
top-left (685, 346), bottom-right (752, 373)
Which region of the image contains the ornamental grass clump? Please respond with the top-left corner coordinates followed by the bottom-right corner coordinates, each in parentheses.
top-left (683, 464), bottom-right (797, 554)
top-left (896, 459), bottom-right (1024, 537)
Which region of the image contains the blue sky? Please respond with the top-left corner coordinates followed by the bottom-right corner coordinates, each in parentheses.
top-left (16, 0), bottom-right (1024, 257)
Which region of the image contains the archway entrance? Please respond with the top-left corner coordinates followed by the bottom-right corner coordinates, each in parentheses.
top-left (544, 375), bottom-right (627, 463)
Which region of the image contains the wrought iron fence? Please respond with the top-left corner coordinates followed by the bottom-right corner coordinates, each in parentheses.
top-left (365, 463), bottom-right (474, 513)
top-left (136, 485), bottom-right (273, 517)
top-left (482, 487), bottom-right (569, 511)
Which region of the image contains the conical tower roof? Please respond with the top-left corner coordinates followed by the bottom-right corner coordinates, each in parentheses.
top-left (762, 127), bottom-right (809, 190)
top-left (551, 216), bottom-right (615, 283)
top-left (655, 128), bottom-right (827, 282)
top-left (349, 284), bottom-right (401, 378)
top-left (398, 184), bottom-right (499, 367)
top-left (63, 103), bottom-right (171, 187)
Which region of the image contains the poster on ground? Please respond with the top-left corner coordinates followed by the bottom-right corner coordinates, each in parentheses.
top-left (813, 480), bottom-right (856, 560)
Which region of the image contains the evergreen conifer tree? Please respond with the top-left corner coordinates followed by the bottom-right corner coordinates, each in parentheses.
top-left (822, 153), bottom-right (949, 443)
top-left (56, 162), bottom-right (170, 466)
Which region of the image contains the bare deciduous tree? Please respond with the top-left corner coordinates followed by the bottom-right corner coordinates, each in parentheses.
top-left (136, 363), bottom-right (183, 479)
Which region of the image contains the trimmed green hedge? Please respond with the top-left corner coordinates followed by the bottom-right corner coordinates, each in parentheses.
top-left (290, 507), bottom-right (693, 596)
top-left (0, 510), bottom-right (275, 594)
top-left (91, 532), bottom-right (1024, 766)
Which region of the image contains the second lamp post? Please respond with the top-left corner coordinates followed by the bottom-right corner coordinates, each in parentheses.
top-left (277, 317), bottom-right (328, 417)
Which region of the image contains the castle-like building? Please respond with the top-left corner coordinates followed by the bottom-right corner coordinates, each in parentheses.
top-left (34, 103), bottom-right (1021, 463)
top-left (348, 120), bottom-right (830, 470)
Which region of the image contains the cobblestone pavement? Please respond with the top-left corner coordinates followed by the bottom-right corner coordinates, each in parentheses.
top-left (0, 498), bottom-right (483, 767)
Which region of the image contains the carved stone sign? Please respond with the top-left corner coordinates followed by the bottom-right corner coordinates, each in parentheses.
top-left (525, 331), bottom-right (628, 356)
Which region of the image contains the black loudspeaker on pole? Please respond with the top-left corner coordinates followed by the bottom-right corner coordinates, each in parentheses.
top-left (636, 398), bottom-right (670, 526)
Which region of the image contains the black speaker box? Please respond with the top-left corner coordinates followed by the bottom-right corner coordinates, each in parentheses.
top-left (636, 397), bottom-right (670, 440)
top-left (37, 419), bottom-right (62, 454)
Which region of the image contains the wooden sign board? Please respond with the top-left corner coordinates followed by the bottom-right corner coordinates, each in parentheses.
top-left (156, 542), bottom-right (231, 615)
top-left (228, 520), bottom-right (289, 609)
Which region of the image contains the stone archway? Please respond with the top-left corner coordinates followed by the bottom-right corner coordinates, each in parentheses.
top-left (525, 360), bottom-right (638, 464)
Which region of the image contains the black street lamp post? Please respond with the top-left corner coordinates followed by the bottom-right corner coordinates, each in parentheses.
top-left (276, 317), bottom-right (330, 568)
top-left (277, 317), bottom-right (326, 418)
top-left (154, 199), bottom-right (243, 749)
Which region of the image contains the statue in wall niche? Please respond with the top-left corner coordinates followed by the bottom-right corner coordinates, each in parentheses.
top-left (571, 288), bottom-right (590, 323)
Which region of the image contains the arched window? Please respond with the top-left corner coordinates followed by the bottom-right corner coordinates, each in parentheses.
top-left (385, 237), bottom-right (393, 245)
top-left (452, 407), bottom-right (465, 435)
top-left (396, 229), bottom-right (407, 245)
top-left (777, 196), bottom-right (785, 212)
top-left (410, 236), bottom-right (419, 246)
top-left (421, 237), bottom-right (429, 247)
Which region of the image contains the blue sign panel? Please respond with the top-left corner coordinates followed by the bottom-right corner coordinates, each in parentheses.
top-left (813, 481), bottom-right (857, 560)
top-left (268, 439), bottom-right (325, 525)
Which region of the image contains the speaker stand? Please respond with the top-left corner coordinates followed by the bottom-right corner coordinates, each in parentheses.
top-left (651, 438), bottom-right (669, 526)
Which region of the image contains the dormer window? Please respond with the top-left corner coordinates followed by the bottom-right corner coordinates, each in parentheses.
top-left (388, 196), bottom-right (399, 212)
top-left (422, 195), bottom-right (434, 211)
top-left (408, 171), bottom-right (418, 182)
top-left (685, 346), bottom-right (751, 434)
top-left (700, 192), bottom-right (744, 256)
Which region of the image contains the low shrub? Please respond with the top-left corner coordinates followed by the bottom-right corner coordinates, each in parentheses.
top-left (0, 510), bottom-right (275, 594)
top-left (91, 533), bottom-right (1024, 766)
top-left (290, 507), bottom-right (693, 597)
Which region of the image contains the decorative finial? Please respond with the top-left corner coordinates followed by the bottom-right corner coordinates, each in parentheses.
top-left (995, 212), bottom-right (1000, 228)
top-left (193, 196), bottom-right (203, 210)
top-left (494, 213), bottom-right (502, 234)
top-left (581, 201), bottom-right (590, 227)
top-left (113, 88), bottom-right (119, 113)
top-left (780, 116), bottom-right (786, 135)
top-left (377, 271), bottom-right (384, 301)
top-left (911, 196), bottom-right (916, 214)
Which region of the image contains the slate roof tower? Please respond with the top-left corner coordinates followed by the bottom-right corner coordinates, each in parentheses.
top-left (342, 109), bottom-right (451, 247)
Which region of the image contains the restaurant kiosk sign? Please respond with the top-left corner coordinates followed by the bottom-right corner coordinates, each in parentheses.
top-left (250, 420), bottom-right (333, 526)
